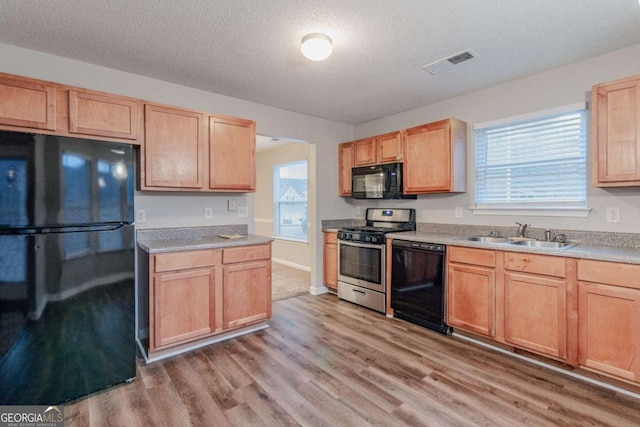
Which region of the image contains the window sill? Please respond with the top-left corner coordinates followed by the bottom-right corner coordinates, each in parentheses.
top-left (470, 207), bottom-right (592, 218)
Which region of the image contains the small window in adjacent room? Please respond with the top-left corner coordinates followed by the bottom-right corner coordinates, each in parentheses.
top-left (473, 104), bottom-right (589, 217)
top-left (273, 160), bottom-right (308, 242)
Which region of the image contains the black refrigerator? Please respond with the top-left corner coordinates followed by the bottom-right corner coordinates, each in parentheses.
top-left (0, 131), bottom-right (136, 405)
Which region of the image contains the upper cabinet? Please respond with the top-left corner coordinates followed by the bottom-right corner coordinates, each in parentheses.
top-left (142, 103), bottom-right (256, 192)
top-left (404, 118), bottom-right (467, 194)
top-left (209, 116), bottom-right (255, 191)
top-left (353, 131), bottom-right (403, 166)
top-left (592, 74), bottom-right (640, 187)
top-left (338, 142), bottom-right (354, 196)
top-left (0, 75), bottom-right (56, 131)
top-left (68, 89), bottom-right (141, 140)
top-left (143, 103), bottom-right (205, 189)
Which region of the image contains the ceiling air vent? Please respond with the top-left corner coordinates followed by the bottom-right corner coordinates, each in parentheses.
top-left (422, 49), bottom-right (478, 75)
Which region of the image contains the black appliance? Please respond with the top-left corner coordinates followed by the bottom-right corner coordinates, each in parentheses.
top-left (0, 131), bottom-right (136, 405)
top-left (391, 240), bottom-right (450, 335)
top-left (337, 208), bottom-right (415, 313)
top-left (351, 162), bottom-right (416, 199)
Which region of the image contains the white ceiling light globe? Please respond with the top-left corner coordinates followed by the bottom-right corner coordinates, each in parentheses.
top-left (301, 33), bottom-right (333, 61)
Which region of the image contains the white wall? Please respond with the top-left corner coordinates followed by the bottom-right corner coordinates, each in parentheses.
top-left (255, 142), bottom-right (313, 270)
top-left (0, 42), bottom-right (354, 292)
top-left (353, 43), bottom-right (640, 233)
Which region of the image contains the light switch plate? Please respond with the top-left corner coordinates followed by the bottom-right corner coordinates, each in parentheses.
top-left (238, 206), bottom-right (248, 218)
top-left (455, 207), bottom-right (463, 218)
top-left (204, 207), bottom-right (213, 219)
top-left (228, 200), bottom-right (237, 212)
top-left (136, 209), bottom-right (146, 223)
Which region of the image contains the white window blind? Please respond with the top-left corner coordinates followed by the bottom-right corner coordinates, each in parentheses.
top-left (475, 108), bottom-right (587, 209)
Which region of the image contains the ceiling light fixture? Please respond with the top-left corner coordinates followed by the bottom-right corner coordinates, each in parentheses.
top-left (301, 33), bottom-right (332, 61)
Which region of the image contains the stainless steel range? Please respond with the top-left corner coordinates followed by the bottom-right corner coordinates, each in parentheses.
top-left (337, 208), bottom-right (415, 313)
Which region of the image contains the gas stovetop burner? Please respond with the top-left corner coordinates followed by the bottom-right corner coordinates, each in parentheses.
top-left (338, 208), bottom-right (416, 244)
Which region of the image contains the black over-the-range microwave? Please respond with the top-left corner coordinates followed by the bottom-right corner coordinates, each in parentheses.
top-left (351, 162), bottom-right (417, 199)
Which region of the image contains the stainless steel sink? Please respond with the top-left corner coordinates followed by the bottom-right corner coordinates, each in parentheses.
top-left (508, 240), bottom-right (578, 249)
top-left (466, 236), bottom-right (510, 243)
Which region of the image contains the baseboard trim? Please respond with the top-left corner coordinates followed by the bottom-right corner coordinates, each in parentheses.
top-left (452, 332), bottom-right (640, 400)
top-left (272, 258), bottom-right (311, 272)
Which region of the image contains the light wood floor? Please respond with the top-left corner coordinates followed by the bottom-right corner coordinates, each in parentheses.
top-left (66, 294), bottom-right (640, 426)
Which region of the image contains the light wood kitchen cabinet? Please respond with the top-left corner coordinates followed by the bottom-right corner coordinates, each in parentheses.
top-left (154, 267), bottom-right (217, 348)
top-left (0, 75), bottom-right (56, 131)
top-left (68, 89), bottom-right (141, 140)
top-left (577, 259), bottom-right (640, 382)
top-left (377, 131), bottom-right (403, 163)
top-left (503, 252), bottom-right (570, 361)
top-left (209, 115), bottom-right (256, 191)
top-left (222, 245), bottom-right (272, 329)
top-left (143, 103), bottom-right (205, 189)
top-left (143, 243), bottom-right (272, 358)
top-left (447, 247), bottom-right (497, 338)
top-left (354, 137), bottom-right (377, 166)
top-left (150, 249), bottom-right (222, 352)
top-left (338, 142), bottom-right (354, 196)
top-left (353, 131), bottom-right (403, 167)
top-left (404, 118), bottom-right (466, 194)
top-left (323, 231), bottom-right (338, 292)
top-left (592, 74), bottom-right (640, 187)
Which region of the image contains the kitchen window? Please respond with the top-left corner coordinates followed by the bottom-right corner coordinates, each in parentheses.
top-left (273, 160), bottom-right (308, 242)
top-left (473, 103), bottom-right (589, 217)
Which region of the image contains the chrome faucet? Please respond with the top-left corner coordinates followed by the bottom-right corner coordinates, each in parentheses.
top-left (515, 222), bottom-right (530, 238)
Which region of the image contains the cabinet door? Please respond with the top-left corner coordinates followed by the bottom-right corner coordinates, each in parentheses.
top-left (338, 142), bottom-right (354, 196)
top-left (354, 137), bottom-right (377, 166)
top-left (404, 120), bottom-right (452, 193)
top-left (447, 263), bottom-right (496, 337)
top-left (68, 90), bottom-right (141, 141)
top-left (504, 272), bottom-right (567, 359)
top-left (223, 260), bottom-right (272, 329)
top-left (209, 116), bottom-right (256, 191)
top-left (593, 76), bottom-right (640, 186)
top-left (0, 76), bottom-right (56, 130)
top-left (578, 282), bottom-right (640, 382)
top-left (377, 131), bottom-right (403, 163)
top-left (144, 104), bottom-right (204, 188)
top-left (323, 232), bottom-right (338, 292)
top-left (153, 268), bottom-right (215, 349)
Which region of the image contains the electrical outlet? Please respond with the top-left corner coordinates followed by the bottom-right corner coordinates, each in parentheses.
top-left (204, 207), bottom-right (213, 219)
top-left (606, 206), bottom-right (620, 223)
top-left (354, 206), bottom-right (361, 217)
top-left (454, 207), bottom-right (463, 218)
top-left (227, 200), bottom-right (237, 212)
top-left (135, 209), bottom-right (146, 223)
top-left (237, 206), bottom-right (248, 218)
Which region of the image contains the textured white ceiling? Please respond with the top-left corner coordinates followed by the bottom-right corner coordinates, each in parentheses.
top-left (0, 1), bottom-right (639, 125)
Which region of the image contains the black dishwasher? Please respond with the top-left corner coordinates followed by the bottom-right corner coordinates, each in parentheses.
top-left (391, 240), bottom-right (450, 335)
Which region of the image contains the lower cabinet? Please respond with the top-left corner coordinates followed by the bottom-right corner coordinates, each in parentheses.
top-left (154, 267), bottom-right (217, 348)
top-left (447, 247), bottom-right (497, 337)
top-left (145, 243), bottom-right (272, 357)
top-left (223, 260), bottom-right (272, 329)
top-left (323, 231), bottom-right (338, 292)
top-left (577, 259), bottom-right (640, 382)
top-left (503, 252), bottom-right (569, 361)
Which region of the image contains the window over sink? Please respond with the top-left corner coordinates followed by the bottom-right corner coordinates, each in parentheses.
top-left (473, 103), bottom-right (590, 217)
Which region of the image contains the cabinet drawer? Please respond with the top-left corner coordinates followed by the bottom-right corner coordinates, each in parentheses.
top-left (154, 249), bottom-right (222, 272)
top-left (504, 252), bottom-right (565, 278)
top-left (449, 246), bottom-right (496, 268)
top-left (324, 232), bottom-right (337, 245)
top-left (578, 259), bottom-right (640, 289)
top-left (223, 244), bottom-right (271, 264)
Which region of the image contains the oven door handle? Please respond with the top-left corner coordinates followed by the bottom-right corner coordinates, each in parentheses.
top-left (338, 240), bottom-right (385, 250)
